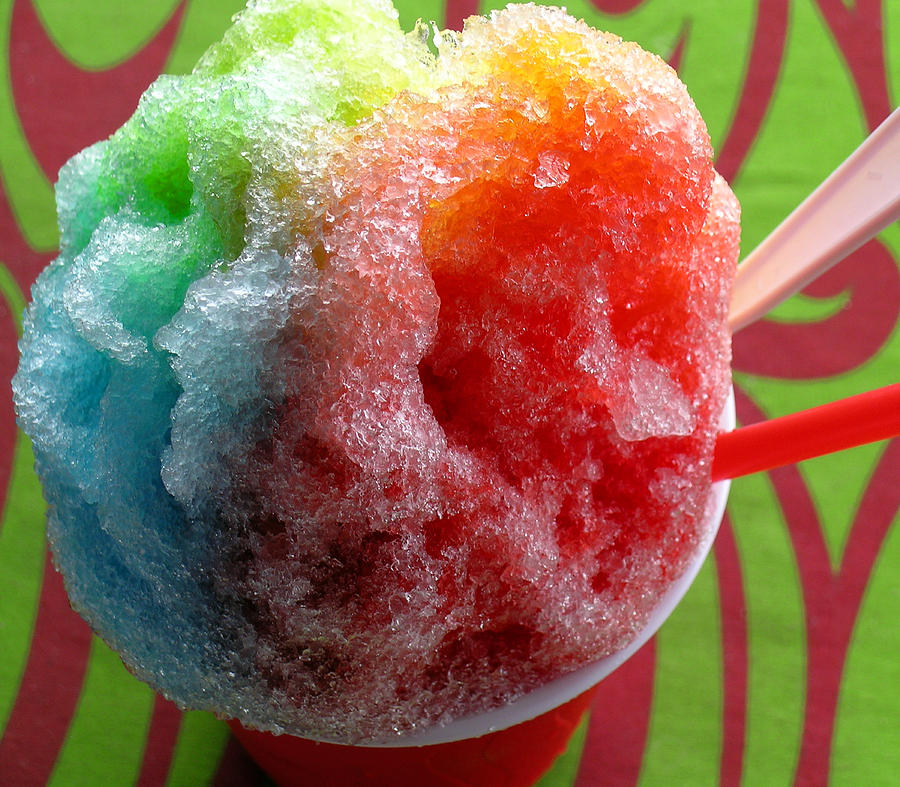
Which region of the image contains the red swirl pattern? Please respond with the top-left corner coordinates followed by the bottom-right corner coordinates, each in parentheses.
top-left (9, 0), bottom-right (187, 180)
top-left (2, 0), bottom-right (898, 784)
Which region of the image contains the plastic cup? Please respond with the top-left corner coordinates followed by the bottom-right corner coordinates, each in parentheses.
top-left (228, 689), bottom-right (596, 787)
top-left (229, 393), bottom-right (735, 785)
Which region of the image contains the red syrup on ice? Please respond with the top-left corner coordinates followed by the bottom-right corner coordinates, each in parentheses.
top-left (222, 14), bottom-right (739, 740)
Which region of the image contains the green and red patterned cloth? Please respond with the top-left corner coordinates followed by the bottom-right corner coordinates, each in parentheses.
top-left (1, 1), bottom-right (898, 784)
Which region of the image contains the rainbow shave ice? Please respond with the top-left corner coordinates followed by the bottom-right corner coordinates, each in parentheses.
top-left (14, 0), bottom-right (739, 742)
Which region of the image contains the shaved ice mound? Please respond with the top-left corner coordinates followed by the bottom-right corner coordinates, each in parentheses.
top-left (13, 0), bottom-right (739, 743)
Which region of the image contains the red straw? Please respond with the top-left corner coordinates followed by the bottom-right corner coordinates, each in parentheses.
top-left (712, 382), bottom-right (900, 481)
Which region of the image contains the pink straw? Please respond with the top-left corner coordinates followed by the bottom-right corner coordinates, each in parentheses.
top-left (712, 382), bottom-right (900, 481)
top-left (728, 107), bottom-right (900, 332)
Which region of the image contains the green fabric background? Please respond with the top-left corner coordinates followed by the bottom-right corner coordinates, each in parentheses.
top-left (1, 1), bottom-right (898, 784)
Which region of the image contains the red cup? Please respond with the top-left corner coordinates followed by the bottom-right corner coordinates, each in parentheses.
top-left (228, 688), bottom-right (594, 787)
